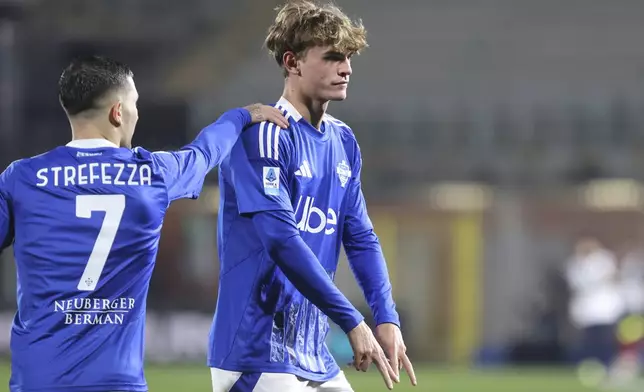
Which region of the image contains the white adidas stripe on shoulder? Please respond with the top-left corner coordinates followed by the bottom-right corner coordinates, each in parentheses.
top-left (273, 125), bottom-right (281, 160)
top-left (276, 104), bottom-right (293, 120)
top-left (258, 121), bottom-right (283, 160)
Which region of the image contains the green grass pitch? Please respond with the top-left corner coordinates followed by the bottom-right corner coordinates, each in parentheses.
top-left (0, 362), bottom-right (601, 391)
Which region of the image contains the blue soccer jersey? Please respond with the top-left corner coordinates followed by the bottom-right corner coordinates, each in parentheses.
top-left (0, 108), bottom-right (251, 392)
top-left (210, 98), bottom-right (399, 382)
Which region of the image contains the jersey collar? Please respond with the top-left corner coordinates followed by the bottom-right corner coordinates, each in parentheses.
top-left (276, 96), bottom-right (303, 122)
top-left (66, 139), bottom-right (119, 149)
top-left (277, 96), bottom-right (329, 136)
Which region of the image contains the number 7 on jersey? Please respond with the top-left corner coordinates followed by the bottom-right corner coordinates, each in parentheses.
top-left (75, 195), bottom-right (126, 291)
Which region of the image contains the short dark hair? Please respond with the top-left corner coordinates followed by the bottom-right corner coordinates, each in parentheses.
top-left (58, 55), bottom-right (133, 116)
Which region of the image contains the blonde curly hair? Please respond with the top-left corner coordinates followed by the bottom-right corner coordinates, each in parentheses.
top-left (265, 1), bottom-right (368, 75)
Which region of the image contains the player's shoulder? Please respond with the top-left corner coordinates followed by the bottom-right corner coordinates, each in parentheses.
top-left (130, 146), bottom-right (178, 167)
top-left (4, 147), bottom-right (63, 175)
top-left (324, 113), bottom-right (362, 166)
top-left (0, 158), bottom-right (24, 184)
top-left (324, 113), bottom-right (356, 141)
top-left (241, 121), bottom-right (293, 161)
top-left (0, 148), bottom-right (65, 188)
top-left (324, 113), bottom-right (352, 130)
top-left (131, 146), bottom-right (155, 161)
top-left (239, 104), bottom-right (294, 160)
top-left (23, 147), bottom-right (62, 162)
top-left (131, 147), bottom-right (179, 178)
top-left (325, 113), bottom-right (361, 154)
top-left (2, 158), bottom-right (25, 172)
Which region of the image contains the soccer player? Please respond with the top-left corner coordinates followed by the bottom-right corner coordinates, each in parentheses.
top-left (210, 2), bottom-right (417, 391)
top-left (0, 55), bottom-right (287, 392)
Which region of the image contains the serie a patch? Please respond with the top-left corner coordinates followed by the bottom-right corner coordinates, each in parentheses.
top-left (263, 166), bottom-right (280, 195)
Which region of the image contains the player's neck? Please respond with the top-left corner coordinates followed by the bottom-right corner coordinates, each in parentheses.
top-left (282, 88), bottom-right (328, 130)
top-left (69, 118), bottom-right (121, 146)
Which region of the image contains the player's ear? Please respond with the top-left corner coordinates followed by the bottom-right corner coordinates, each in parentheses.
top-left (109, 102), bottom-right (123, 127)
top-left (282, 51), bottom-right (300, 76)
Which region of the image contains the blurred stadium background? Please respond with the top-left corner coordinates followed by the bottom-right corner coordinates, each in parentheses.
top-left (1, 0), bottom-right (644, 390)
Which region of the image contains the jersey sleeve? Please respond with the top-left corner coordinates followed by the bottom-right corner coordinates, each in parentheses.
top-left (342, 142), bottom-right (400, 327)
top-left (252, 209), bottom-right (364, 333)
top-left (0, 162), bottom-right (16, 251)
top-left (228, 121), bottom-right (293, 214)
top-left (151, 107), bottom-right (251, 202)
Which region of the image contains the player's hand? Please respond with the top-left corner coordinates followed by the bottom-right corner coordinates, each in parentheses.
top-left (244, 104), bottom-right (289, 128)
top-left (347, 321), bottom-right (398, 390)
top-left (375, 323), bottom-right (417, 387)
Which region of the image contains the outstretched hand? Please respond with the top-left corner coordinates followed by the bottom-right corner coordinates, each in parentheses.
top-left (347, 321), bottom-right (399, 390)
top-left (375, 323), bottom-right (417, 387)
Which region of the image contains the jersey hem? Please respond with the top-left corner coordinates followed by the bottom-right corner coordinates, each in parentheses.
top-left (209, 361), bottom-right (340, 382)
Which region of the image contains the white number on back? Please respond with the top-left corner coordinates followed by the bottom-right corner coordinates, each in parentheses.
top-left (75, 194), bottom-right (125, 291)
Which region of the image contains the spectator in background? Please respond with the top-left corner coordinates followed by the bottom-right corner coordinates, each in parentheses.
top-left (618, 243), bottom-right (644, 319)
top-left (608, 243), bottom-right (644, 385)
top-left (565, 236), bottom-right (624, 368)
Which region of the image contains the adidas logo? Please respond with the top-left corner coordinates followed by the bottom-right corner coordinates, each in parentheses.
top-left (294, 160), bottom-right (313, 178)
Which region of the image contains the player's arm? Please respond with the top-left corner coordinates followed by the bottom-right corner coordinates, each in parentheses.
top-left (342, 143), bottom-right (417, 385)
top-left (151, 105), bottom-right (287, 202)
top-left (230, 124), bottom-right (364, 333)
top-left (0, 163), bottom-right (16, 252)
top-left (342, 144), bottom-right (399, 327)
